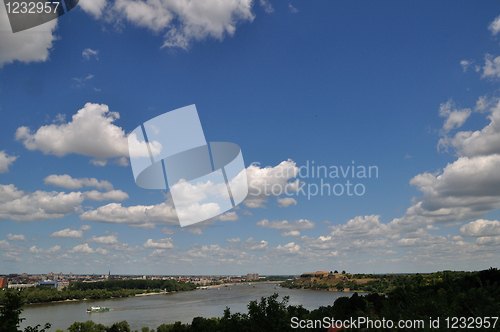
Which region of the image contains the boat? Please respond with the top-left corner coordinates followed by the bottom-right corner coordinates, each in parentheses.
top-left (86, 306), bottom-right (110, 313)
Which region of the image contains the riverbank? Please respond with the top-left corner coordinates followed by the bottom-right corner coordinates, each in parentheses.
top-left (208, 280), bottom-right (283, 289)
top-left (22, 290), bottom-right (182, 306)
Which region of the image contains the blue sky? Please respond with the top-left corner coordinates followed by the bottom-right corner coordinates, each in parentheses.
top-left (1, 0), bottom-right (500, 275)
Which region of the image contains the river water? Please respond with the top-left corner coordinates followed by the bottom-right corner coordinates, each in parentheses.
top-left (20, 283), bottom-right (355, 331)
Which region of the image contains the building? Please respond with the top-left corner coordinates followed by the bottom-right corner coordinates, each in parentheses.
top-left (8, 283), bottom-right (35, 289)
top-left (38, 281), bottom-right (58, 288)
top-left (0, 277), bottom-right (7, 289)
top-left (246, 273), bottom-right (259, 281)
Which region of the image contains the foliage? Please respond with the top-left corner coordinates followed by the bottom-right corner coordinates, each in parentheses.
top-left (0, 279), bottom-right (196, 305)
top-left (0, 291), bottom-right (51, 332)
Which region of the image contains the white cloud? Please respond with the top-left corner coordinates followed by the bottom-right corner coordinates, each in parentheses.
top-left (0, 4), bottom-right (58, 67)
top-left (89, 234), bottom-right (119, 244)
top-left (50, 228), bottom-right (83, 238)
top-left (225, 237), bottom-right (240, 243)
top-left (16, 103), bottom-right (134, 165)
top-left (96, 247), bottom-right (109, 255)
top-left (0, 151), bottom-right (18, 173)
top-left (408, 155), bottom-right (500, 222)
top-left (482, 54), bottom-right (500, 79)
top-left (7, 234), bottom-right (26, 241)
top-left (80, 225), bottom-right (92, 231)
top-left (257, 219), bottom-right (315, 237)
top-left (144, 238), bottom-right (174, 249)
top-left (489, 15), bottom-right (500, 36)
top-left (80, 0), bottom-right (107, 19)
top-left (83, 190), bottom-right (129, 201)
top-left (281, 231), bottom-right (300, 237)
top-left (438, 100), bottom-right (500, 157)
top-left (259, 0), bottom-right (274, 13)
top-left (80, 201), bottom-right (179, 228)
top-left (187, 227), bottom-right (203, 235)
top-left (44, 174), bottom-right (114, 191)
top-left (438, 99), bottom-right (471, 134)
top-left (460, 219), bottom-right (500, 237)
top-left (460, 59), bottom-right (473, 72)
top-left (114, 0), bottom-right (254, 50)
top-left (0, 184), bottom-right (84, 222)
top-left (277, 197), bottom-right (296, 207)
top-left (475, 236), bottom-right (500, 246)
top-left (30, 245), bottom-right (61, 254)
top-left (275, 242), bottom-right (300, 254)
top-left (245, 159), bottom-right (301, 208)
top-left (218, 211), bottom-right (239, 221)
top-left (69, 244), bottom-right (94, 253)
top-left (162, 227), bottom-right (176, 235)
top-left (82, 48), bottom-right (99, 60)
top-left (288, 4), bottom-right (298, 13)
top-left (329, 215), bottom-right (388, 239)
top-left (241, 237), bottom-right (268, 251)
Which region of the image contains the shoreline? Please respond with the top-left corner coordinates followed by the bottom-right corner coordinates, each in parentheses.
top-left (207, 280), bottom-right (283, 289)
top-left (23, 290), bottom-right (178, 306)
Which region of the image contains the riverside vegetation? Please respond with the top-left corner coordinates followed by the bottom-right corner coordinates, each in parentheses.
top-left (0, 279), bottom-right (197, 305)
top-left (1, 268), bottom-right (499, 331)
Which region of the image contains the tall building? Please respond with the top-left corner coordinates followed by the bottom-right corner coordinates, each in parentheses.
top-left (246, 273), bottom-right (259, 281)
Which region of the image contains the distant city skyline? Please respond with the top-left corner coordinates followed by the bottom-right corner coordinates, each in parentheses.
top-left (1, 1), bottom-right (500, 275)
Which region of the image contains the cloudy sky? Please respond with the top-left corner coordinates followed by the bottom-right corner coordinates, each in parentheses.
top-left (1, 1), bottom-right (500, 275)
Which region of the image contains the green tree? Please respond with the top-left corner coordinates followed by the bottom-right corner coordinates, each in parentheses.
top-left (0, 291), bottom-right (24, 332)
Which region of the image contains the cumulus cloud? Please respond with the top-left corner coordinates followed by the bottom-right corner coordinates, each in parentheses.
top-left (329, 215), bottom-right (388, 239)
top-left (162, 227), bottom-right (176, 235)
top-left (438, 100), bottom-right (471, 134)
top-left (0, 151), bottom-right (18, 173)
top-left (225, 237), bottom-right (240, 243)
top-left (277, 197), bottom-right (296, 207)
top-left (489, 15), bottom-right (500, 36)
top-left (50, 228), bottom-right (83, 238)
top-left (83, 190), bottom-right (129, 201)
top-left (0, 4), bottom-right (58, 67)
top-left (30, 245), bottom-right (61, 254)
top-left (80, 201), bottom-right (179, 228)
top-left (408, 155), bottom-right (500, 222)
top-left (7, 234), bottom-right (26, 241)
top-left (69, 243), bottom-right (94, 253)
top-left (80, 225), bottom-right (92, 231)
top-left (89, 234), bottom-right (119, 244)
top-left (274, 242), bottom-right (301, 254)
top-left (80, 0), bottom-right (107, 19)
top-left (257, 218), bottom-right (315, 236)
top-left (16, 103), bottom-right (152, 165)
top-left (218, 211), bottom-right (239, 221)
top-left (44, 174), bottom-right (114, 191)
top-left (482, 54), bottom-right (500, 79)
top-left (45, 174), bottom-right (128, 201)
top-left (0, 184), bottom-right (84, 222)
top-left (113, 0), bottom-right (254, 50)
top-left (460, 219), bottom-right (500, 237)
top-left (241, 237), bottom-right (268, 251)
top-left (438, 100), bottom-right (500, 157)
top-left (187, 227), bottom-right (203, 235)
top-left (245, 160), bottom-right (301, 208)
top-left (144, 238), bottom-right (174, 249)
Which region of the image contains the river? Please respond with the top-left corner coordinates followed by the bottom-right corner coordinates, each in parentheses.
top-left (20, 283), bottom-right (355, 331)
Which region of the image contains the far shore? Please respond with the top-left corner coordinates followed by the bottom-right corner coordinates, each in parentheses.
top-left (23, 290), bottom-right (179, 306)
